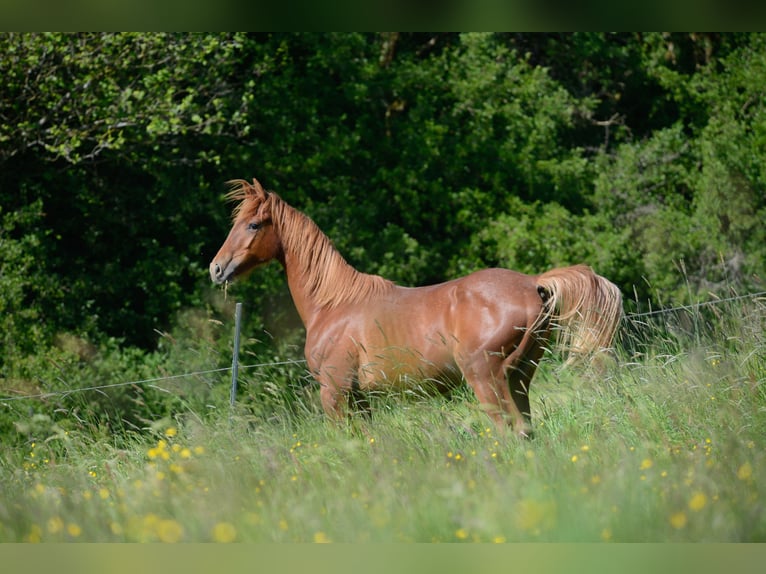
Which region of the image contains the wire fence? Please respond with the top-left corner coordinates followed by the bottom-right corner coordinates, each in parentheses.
top-left (1, 289), bottom-right (764, 405)
top-left (626, 290), bottom-right (766, 320)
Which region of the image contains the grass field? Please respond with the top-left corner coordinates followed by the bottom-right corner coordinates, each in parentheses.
top-left (1, 301), bottom-right (764, 543)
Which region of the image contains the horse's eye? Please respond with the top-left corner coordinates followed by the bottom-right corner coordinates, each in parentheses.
top-left (248, 222), bottom-right (260, 231)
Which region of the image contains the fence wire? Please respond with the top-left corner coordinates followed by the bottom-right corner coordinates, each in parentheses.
top-left (0, 360), bottom-right (307, 404)
top-left (1, 290), bottom-right (764, 404)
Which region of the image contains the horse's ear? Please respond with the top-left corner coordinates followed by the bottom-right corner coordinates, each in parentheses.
top-left (251, 177), bottom-right (268, 200)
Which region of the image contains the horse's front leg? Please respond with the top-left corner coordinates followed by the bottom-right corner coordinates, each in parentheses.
top-left (313, 355), bottom-right (360, 422)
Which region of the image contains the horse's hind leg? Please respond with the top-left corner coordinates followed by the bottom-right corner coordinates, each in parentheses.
top-left (502, 329), bottom-right (548, 438)
top-left (459, 354), bottom-right (529, 437)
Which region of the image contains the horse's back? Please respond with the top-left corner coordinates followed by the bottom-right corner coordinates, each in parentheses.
top-left (312, 268), bottom-right (545, 388)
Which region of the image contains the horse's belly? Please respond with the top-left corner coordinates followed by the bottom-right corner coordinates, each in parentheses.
top-left (356, 345), bottom-right (461, 391)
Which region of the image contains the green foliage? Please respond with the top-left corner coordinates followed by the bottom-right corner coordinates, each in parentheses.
top-left (2, 32), bottom-right (766, 437)
top-left (1, 301), bottom-right (764, 542)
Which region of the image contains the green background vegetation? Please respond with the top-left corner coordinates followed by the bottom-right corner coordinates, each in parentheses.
top-left (1, 33), bottom-right (765, 542)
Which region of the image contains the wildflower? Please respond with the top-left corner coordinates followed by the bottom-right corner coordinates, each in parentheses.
top-left (455, 528), bottom-right (469, 540)
top-left (279, 519), bottom-right (289, 531)
top-left (688, 492), bottom-right (707, 511)
top-left (515, 500), bottom-right (556, 533)
top-left (26, 524), bottom-right (42, 543)
top-left (157, 519), bottom-right (184, 543)
top-left (67, 523), bottom-right (82, 538)
top-left (581, 445), bottom-right (590, 452)
top-left (313, 531), bottom-right (331, 543)
top-left (165, 427), bottom-right (178, 437)
top-left (571, 455), bottom-right (578, 463)
top-left (180, 448), bottom-right (192, 459)
top-left (99, 488), bottom-right (110, 500)
top-left (492, 535), bottom-right (506, 543)
top-left (47, 516), bottom-right (64, 534)
top-left (669, 511), bottom-right (687, 529)
top-left (601, 528), bottom-right (612, 542)
top-left (737, 463), bottom-right (753, 481)
top-left (640, 459), bottom-right (653, 470)
top-left (211, 522), bottom-right (237, 543)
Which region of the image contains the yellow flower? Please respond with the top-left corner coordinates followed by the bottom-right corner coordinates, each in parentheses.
top-left (601, 528), bottom-right (612, 542)
top-left (47, 516), bottom-right (64, 534)
top-left (157, 519), bottom-right (184, 543)
top-left (640, 458), bottom-right (653, 470)
top-left (99, 488), bottom-right (110, 500)
top-left (313, 531), bottom-right (332, 543)
top-left (67, 523), bottom-right (82, 538)
top-left (455, 528), bottom-right (469, 540)
top-left (211, 521), bottom-right (237, 543)
top-left (492, 535), bottom-right (506, 544)
top-left (737, 463), bottom-right (753, 481)
top-left (165, 427), bottom-right (178, 437)
top-left (688, 492), bottom-right (707, 511)
top-left (570, 455), bottom-right (578, 463)
top-left (669, 511), bottom-right (687, 529)
top-left (515, 500), bottom-right (556, 533)
top-left (26, 524), bottom-right (42, 543)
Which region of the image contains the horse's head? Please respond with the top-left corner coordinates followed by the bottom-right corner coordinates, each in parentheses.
top-left (209, 178), bottom-right (282, 285)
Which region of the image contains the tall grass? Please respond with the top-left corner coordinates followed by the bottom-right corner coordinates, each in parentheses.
top-left (0, 297), bottom-right (764, 542)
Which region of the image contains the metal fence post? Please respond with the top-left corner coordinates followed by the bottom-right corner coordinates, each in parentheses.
top-left (230, 302), bottom-right (243, 407)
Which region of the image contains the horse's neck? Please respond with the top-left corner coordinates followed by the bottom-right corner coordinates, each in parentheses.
top-left (276, 206), bottom-right (358, 324)
top-left (276, 206), bottom-right (393, 327)
top-left (281, 250), bottom-right (322, 328)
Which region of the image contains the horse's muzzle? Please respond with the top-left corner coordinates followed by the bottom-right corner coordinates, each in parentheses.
top-left (210, 261), bottom-right (229, 284)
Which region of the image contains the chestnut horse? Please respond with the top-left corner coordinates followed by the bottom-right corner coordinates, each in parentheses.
top-left (210, 178), bottom-right (622, 436)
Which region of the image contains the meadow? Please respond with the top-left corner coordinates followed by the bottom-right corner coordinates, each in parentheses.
top-left (0, 298), bottom-right (764, 543)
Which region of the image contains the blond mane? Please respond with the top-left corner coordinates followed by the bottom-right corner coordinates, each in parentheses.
top-left (229, 180), bottom-right (395, 309)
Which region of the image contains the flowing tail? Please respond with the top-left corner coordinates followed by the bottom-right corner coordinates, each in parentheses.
top-left (535, 264), bottom-right (623, 364)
